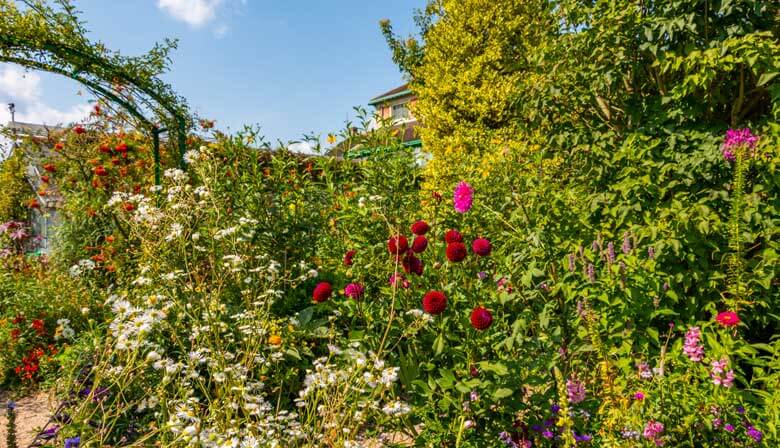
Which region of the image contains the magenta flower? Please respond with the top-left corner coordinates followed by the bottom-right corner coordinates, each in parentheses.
top-left (683, 326), bottom-right (705, 362)
top-left (722, 128), bottom-right (758, 161)
top-left (344, 283), bottom-right (365, 300)
top-left (453, 181), bottom-right (474, 213)
top-left (710, 358), bottom-right (735, 388)
top-left (566, 378), bottom-right (586, 404)
top-left (643, 420), bottom-right (665, 446)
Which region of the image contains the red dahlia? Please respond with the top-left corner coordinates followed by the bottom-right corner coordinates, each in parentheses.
top-left (410, 220), bottom-right (430, 235)
top-left (343, 249), bottom-right (356, 266)
top-left (470, 306), bottom-right (493, 330)
top-left (445, 229), bottom-right (463, 244)
top-left (312, 282), bottom-right (333, 303)
top-left (402, 254), bottom-right (424, 276)
top-left (387, 235), bottom-right (409, 255)
top-left (715, 311), bottom-right (740, 327)
top-left (412, 235), bottom-right (428, 253)
top-left (446, 242), bottom-right (468, 262)
top-left (422, 291), bottom-right (447, 315)
top-left (472, 238), bottom-right (492, 256)
top-left (95, 166), bottom-right (108, 177)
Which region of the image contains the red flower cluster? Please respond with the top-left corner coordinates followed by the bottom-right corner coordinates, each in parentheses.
top-left (312, 282), bottom-right (333, 303)
top-left (412, 235), bottom-right (428, 253)
top-left (411, 220), bottom-right (430, 235)
top-left (472, 238), bottom-right (492, 256)
top-left (422, 291), bottom-right (447, 315)
top-left (42, 163), bottom-right (56, 173)
top-left (446, 242), bottom-right (468, 262)
top-left (94, 165), bottom-right (109, 177)
top-left (343, 249), bottom-right (357, 266)
top-left (14, 347), bottom-right (45, 381)
top-left (470, 306), bottom-right (493, 330)
top-left (445, 230), bottom-right (463, 244)
top-left (73, 125), bottom-right (86, 135)
top-left (387, 235), bottom-right (409, 254)
top-left (31, 319), bottom-right (45, 336)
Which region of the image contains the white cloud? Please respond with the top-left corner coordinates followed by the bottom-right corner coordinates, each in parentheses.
top-left (288, 141), bottom-right (319, 155)
top-left (157, 0), bottom-right (225, 27)
top-left (0, 65), bottom-right (90, 127)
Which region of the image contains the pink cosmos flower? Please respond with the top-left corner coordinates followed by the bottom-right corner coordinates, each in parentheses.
top-left (453, 181), bottom-right (474, 213)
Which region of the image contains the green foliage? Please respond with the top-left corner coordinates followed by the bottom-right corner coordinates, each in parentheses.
top-left (0, 149), bottom-right (32, 223)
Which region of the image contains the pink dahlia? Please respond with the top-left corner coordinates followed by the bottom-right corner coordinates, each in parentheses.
top-left (715, 311), bottom-right (740, 327)
top-left (453, 181), bottom-right (474, 213)
top-left (470, 306), bottom-right (493, 330)
top-left (471, 238), bottom-right (492, 256)
top-left (345, 283), bottom-right (364, 300)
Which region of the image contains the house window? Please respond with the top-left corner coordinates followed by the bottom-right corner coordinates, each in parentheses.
top-left (392, 103), bottom-right (410, 120)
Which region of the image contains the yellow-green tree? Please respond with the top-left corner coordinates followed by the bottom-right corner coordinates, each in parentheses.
top-left (381, 0), bottom-right (555, 187)
top-left (0, 149), bottom-right (33, 222)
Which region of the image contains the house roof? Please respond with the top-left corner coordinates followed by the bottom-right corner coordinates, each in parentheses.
top-left (5, 121), bottom-right (66, 138)
top-left (368, 83), bottom-right (413, 106)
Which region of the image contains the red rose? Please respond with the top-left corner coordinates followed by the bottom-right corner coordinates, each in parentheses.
top-left (54, 142), bottom-right (64, 151)
top-left (122, 202), bottom-right (135, 212)
top-left (422, 291), bottom-right (447, 315)
top-left (343, 249), bottom-right (357, 266)
top-left (470, 306), bottom-right (493, 330)
top-left (445, 229), bottom-right (463, 244)
top-left (387, 235), bottom-right (409, 255)
top-left (715, 311), bottom-right (740, 327)
top-left (73, 125), bottom-right (86, 134)
top-left (98, 144), bottom-right (111, 154)
top-left (412, 235), bottom-right (428, 253)
top-left (472, 238), bottom-right (492, 256)
top-left (94, 166), bottom-right (108, 177)
top-left (402, 254), bottom-right (424, 276)
top-left (40, 175), bottom-right (50, 183)
top-left (410, 220), bottom-right (430, 235)
top-left (115, 142), bottom-right (129, 153)
top-left (312, 282), bottom-right (333, 303)
top-left (111, 158), bottom-right (121, 166)
top-left (43, 163), bottom-right (56, 173)
top-left (446, 242), bottom-right (468, 262)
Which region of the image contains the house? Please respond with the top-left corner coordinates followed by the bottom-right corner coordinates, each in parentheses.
top-left (3, 121), bottom-right (65, 254)
top-left (339, 83), bottom-right (426, 160)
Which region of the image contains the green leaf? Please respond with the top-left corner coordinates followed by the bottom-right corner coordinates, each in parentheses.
top-left (492, 388), bottom-right (514, 400)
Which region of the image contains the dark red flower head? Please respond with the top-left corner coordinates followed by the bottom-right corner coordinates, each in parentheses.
top-left (387, 235), bottom-right (409, 255)
top-left (43, 163), bottom-right (56, 173)
top-left (312, 282), bottom-right (333, 303)
top-left (445, 229), bottom-right (463, 244)
top-left (54, 142), bottom-right (64, 151)
top-left (115, 142), bottom-right (129, 153)
top-left (411, 220), bottom-right (430, 235)
top-left (715, 311), bottom-right (740, 327)
top-left (412, 235), bottom-right (428, 253)
top-left (402, 254), bottom-right (424, 276)
top-left (98, 144), bottom-right (111, 154)
top-left (470, 306), bottom-right (493, 330)
top-left (343, 249), bottom-right (357, 266)
top-left (472, 238), bottom-right (492, 257)
top-left (422, 291), bottom-right (447, 315)
top-left (94, 166), bottom-right (108, 177)
top-left (73, 125), bottom-right (86, 135)
top-left (446, 242), bottom-right (468, 262)
top-left (122, 202), bottom-right (135, 212)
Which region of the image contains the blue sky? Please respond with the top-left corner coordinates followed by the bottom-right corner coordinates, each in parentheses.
top-left (0, 0), bottom-right (421, 146)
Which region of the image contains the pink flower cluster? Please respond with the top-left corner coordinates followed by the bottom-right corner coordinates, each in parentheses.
top-left (453, 181), bottom-right (474, 213)
top-left (721, 128), bottom-right (758, 161)
top-left (710, 358), bottom-right (735, 388)
top-left (683, 326), bottom-right (705, 362)
top-left (643, 420), bottom-right (665, 446)
top-left (566, 378), bottom-right (586, 404)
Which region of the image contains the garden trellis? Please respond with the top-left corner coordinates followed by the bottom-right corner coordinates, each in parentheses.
top-left (0, 0), bottom-right (191, 184)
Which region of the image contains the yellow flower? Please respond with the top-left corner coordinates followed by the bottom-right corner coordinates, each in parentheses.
top-left (327, 134), bottom-right (337, 145)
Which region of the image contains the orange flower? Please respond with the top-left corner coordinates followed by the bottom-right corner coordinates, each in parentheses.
top-left (123, 202), bottom-right (135, 212)
top-left (268, 335), bottom-right (282, 346)
top-left (28, 198), bottom-right (40, 209)
top-left (54, 142), bottom-right (64, 151)
top-left (43, 163), bottom-right (56, 173)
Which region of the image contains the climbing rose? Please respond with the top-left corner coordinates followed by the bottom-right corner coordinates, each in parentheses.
top-left (343, 249), bottom-right (356, 266)
top-left (115, 142), bottom-right (129, 153)
top-left (344, 283), bottom-right (364, 300)
top-left (453, 181), bottom-right (474, 213)
top-left (422, 291), bottom-right (447, 315)
top-left (470, 306), bottom-right (493, 330)
top-left (410, 220), bottom-right (430, 235)
top-left (312, 282), bottom-right (333, 303)
top-left (471, 238), bottom-right (492, 256)
top-left (412, 235), bottom-right (428, 253)
top-left (73, 125), bottom-right (86, 134)
top-left (715, 311), bottom-right (740, 327)
top-left (445, 229), bottom-right (463, 244)
top-left (98, 144), bottom-right (111, 154)
top-left (446, 242), bottom-right (468, 262)
top-left (387, 235), bottom-right (408, 255)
